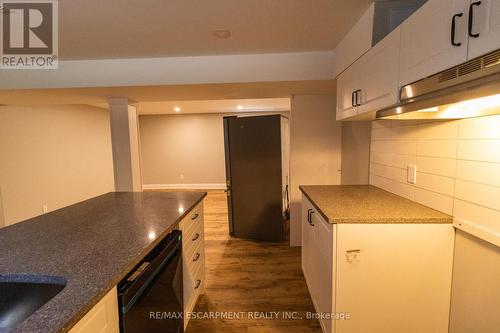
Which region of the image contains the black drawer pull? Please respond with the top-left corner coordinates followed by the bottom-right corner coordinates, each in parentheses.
top-left (195, 279), bottom-right (202, 289)
top-left (192, 233), bottom-right (200, 241)
top-left (193, 253), bottom-right (201, 262)
top-left (191, 213), bottom-right (199, 220)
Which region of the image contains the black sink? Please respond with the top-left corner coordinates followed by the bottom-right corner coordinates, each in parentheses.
top-left (0, 275), bottom-right (66, 332)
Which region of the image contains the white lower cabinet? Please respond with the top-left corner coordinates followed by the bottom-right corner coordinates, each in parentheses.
top-left (301, 196), bottom-right (455, 333)
top-left (179, 201), bottom-right (205, 331)
top-left (302, 198), bottom-right (335, 333)
top-left (69, 287), bottom-right (119, 333)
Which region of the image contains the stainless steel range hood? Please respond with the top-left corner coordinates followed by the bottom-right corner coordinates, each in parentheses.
top-left (376, 49), bottom-right (500, 120)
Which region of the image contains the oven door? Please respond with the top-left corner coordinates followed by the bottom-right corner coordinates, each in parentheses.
top-left (118, 230), bottom-right (183, 333)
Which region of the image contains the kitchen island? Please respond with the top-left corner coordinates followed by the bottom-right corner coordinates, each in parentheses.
top-left (0, 191), bottom-right (206, 333)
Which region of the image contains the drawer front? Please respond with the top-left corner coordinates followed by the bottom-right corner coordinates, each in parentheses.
top-left (182, 200), bottom-right (205, 331)
top-left (183, 248), bottom-right (205, 331)
top-left (182, 202), bottom-right (203, 229)
top-left (187, 260), bottom-right (204, 310)
top-left (182, 216), bottom-right (203, 246)
top-left (184, 233), bottom-right (204, 268)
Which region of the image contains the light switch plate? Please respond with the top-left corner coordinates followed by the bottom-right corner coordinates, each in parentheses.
top-left (407, 164), bottom-right (417, 184)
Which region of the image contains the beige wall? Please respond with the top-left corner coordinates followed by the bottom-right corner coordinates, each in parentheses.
top-left (341, 121), bottom-right (371, 185)
top-left (139, 114), bottom-right (227, 187)
top-left (139, 112), bottom-right (289, 188)
top-left (369, 115), bottom-right (500, 332)
top-left (0, 105), bottom-right (115, 226)
top-left (289, 95), bottom-right (342, 246)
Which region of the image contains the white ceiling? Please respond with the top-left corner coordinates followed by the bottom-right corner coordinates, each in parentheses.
top-left (58, 0), bottom-right (373, 60)
top-left (137, 98), bottom-right (290, 115)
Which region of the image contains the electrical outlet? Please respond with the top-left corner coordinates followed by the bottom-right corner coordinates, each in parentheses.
top-left (42, 205), bottom-right (48, 214)
top-left (180, 174), bottom-right (184, 180)
top-left (407, 165), bottom-right (417, 184)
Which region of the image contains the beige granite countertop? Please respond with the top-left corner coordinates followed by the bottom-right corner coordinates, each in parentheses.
top-left (299, 185), bottom-right (453, 224)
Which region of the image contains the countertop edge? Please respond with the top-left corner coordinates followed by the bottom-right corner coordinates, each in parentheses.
top-left (299, 186), bottom-right (331, 223)
top-left (299, 185), bottom-right (453, 224)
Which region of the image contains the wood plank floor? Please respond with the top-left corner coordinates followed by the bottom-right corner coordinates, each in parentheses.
top-left (184, 190), bottom-right (321, 333)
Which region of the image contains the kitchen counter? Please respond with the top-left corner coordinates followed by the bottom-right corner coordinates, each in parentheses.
top-left (0, 191), bottom-right (206, 333)
top-left (299, 185), bottom-right (452, 224)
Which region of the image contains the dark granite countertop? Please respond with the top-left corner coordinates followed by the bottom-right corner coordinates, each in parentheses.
top-left (0, 191), bottom-right (206, 333)
top-left (300, 185), bottom-right (452, 224)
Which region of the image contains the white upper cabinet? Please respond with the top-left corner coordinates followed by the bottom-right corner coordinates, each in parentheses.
top-left (336, 64), bottom-right (359, 120)
top-left (356, 27), bottom-right (401, 116)
top-left (467, 0), bottom-right (500, 59)
top-left (399, 0), bottom-right (471, 86)
top-left (334, 4), bottom-right (375, 77)
top-left (336, 27), bottom-right (401, 120)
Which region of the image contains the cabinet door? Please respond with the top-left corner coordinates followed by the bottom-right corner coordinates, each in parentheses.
top-left (336, 65), bottom-right (359, 120)
top-left (356, 27), bottom-right (401, 116)
top-left (467, 0), bottom-right (500, 59)
top-left (335, 224), bottom-right (454, 333)
top-left (301, 198), bottom-right (312, 281)
top-left (399, 0), bottom-right (470, 86)
top-left (310, 211), bottom-right (334, 333)
top-left (69, 287), bottom-right (119, 333)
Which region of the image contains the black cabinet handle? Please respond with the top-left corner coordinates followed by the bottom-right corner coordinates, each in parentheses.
top-left (192, 233), bottom-right (200, 241)
top-left (355, 89), bottom-right (362, 106)
top-left (193, 253), bottom-right (201, 262)
top-left (307, 209), bottom-right (312, 223)
top-left (468, 1), bottom-right (481, 38)
top-left (451, 13), bottom-right (463, 46)
top-left (309, 211), bottom-right (315, 226)
top-left (351, 91), bottom-right (355, 107)
top-left (195, 279), bottom-right (202, 289)
top-left (191, 213), bottom-right (199, 220)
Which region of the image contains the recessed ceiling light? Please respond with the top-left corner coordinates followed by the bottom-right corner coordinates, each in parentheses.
top-left (213, 29), bottom-right (231, 39)
top-left (174, 106), bottom-right (181, 112)
top-left (237, 105), bottom-right (243, 110)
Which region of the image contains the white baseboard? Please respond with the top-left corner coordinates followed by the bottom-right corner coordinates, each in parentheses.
top-left (142, 183), bottom-right (226, 190)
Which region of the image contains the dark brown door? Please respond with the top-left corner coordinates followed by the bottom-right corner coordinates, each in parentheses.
top-left (223, 115), bottom-right (283, 242)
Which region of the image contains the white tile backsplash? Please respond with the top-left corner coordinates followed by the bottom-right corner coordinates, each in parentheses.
top-left (417, 121), bottom-right (459, 140)
top-left (458, 115), bottom-right (500, 139)
top-left (414, 188), bottom-right (454, 215)
top-left (417, 140), bottom-right (458, 159)
top-left (371, 152), bottom-right (416, 169)
top-left (454, 180), bottom-right (500, 211)
top-left (370, 116), bottom-right (500, 237)
top-left (455, 160), bottom-right (500, 187)
top-left (416, 156), bottom-right (457, 178)
top-left (416, 172), bottom-right (455, 196)
top-left (457, 140), bottom-right (500, 163)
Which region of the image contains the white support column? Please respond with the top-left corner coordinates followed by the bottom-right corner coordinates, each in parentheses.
top-left (108, 98), bottom-right (143, 192)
